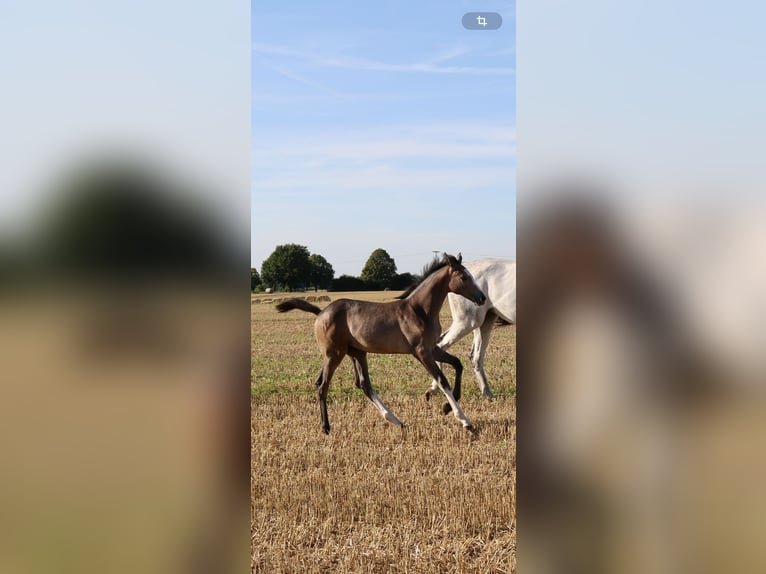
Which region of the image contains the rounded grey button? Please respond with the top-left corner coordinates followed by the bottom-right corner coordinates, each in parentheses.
top-left (462, 12), bottom-right (503, 30)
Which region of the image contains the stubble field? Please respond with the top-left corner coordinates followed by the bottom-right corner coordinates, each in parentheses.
top-left (251, 291), bottom-right (516, 573)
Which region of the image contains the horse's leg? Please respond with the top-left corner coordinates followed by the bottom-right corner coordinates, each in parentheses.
top-left (427, 322), bottom-right (474, 401)
top-left (471, 314), bottom-right (496, 399)
top-left (351, 356), bottom-right (363, 389)
top-left (349, 350), bottom-right (402, 427)
top-left (416, 348), bottom-right (473, 430)
top-left (433, 346), bottom-right (463, 415)
top-left (318, 353), bottom-right (343, 434)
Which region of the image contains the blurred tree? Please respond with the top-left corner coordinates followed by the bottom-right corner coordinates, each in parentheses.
top-left (33, 162), bottom-right (240, 284)
top-left (308, 253), bottom-right (334, 291)
top-left (360, 248), bottom-right (397, 288)
top-left (261, 244), bottom-right (311, 291)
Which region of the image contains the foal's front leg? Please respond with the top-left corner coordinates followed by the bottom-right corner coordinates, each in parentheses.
top-left (427, 323), bottom-right (474, 402)
top-left (416, 347), bottom-right (473, 430)
top-left (433, 346), bottom-right (464, 415)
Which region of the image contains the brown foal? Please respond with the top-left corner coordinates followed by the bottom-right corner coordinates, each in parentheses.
top-left (275, 253), bottom-right (487, 434)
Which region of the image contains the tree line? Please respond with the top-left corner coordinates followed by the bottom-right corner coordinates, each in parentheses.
top-left (251, 244), bottom-right (415, 292)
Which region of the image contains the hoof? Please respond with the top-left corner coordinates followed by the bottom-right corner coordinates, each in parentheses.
top-left (465, 424), bottom-right (475, 432)
top-left (424, 391), bottom-right (431, 402)
top-left (384, 412), bottom-right (403, 427)
top-left (322, 426), bottom-right (330, 435)
top-left (441, 402), bottom-right (453, 415)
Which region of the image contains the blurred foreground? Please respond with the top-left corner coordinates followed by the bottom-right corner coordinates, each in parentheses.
top-left (518, 1), bottom-right (766, 570)
top-left (0, 163), bottom-right (250, 573)
top-left (1, 3), bottom-right (249, 571)
top-left (518, 188), bottom-right (766, 574)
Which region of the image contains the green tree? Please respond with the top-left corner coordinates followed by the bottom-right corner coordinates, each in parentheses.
top-left (308, 253), bottom-right (334, 291)
top-left (360, 248), bottom-right (397, 288)
top-left (261, 244), bottom-right (311, 291)
top-left (250, 267), bottom-right (261, 291)
top-left (390, 272), bottom-right (416, 290)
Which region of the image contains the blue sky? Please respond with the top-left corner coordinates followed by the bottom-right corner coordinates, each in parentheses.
top-left (252, 0), bottom-right (516, 276)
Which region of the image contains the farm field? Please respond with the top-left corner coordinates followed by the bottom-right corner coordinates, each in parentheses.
top-left (251, 291), bottom-right (516, 573)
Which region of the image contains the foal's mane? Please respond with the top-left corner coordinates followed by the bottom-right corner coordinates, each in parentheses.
top-left (396, 254), bottom-right (459, 300)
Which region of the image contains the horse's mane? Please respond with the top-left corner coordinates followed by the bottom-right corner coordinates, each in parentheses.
top-left (396, 254), bottom-right (458, 300)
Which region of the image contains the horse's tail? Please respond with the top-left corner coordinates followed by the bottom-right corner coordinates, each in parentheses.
top-left (275, 298), bottom-right (322, 315)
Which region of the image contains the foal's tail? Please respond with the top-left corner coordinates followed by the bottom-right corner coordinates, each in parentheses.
top-left (275, 298), bottom-right (322, 315)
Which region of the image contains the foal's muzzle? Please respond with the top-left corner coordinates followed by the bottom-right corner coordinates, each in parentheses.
top-left (475, 293), bottom-right (487, 306)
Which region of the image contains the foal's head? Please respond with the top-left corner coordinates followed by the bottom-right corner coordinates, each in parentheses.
top-left (444, 253), bottom-right (487, 306)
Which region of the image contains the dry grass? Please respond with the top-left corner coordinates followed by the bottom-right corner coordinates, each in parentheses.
top-left (252, 291), bottom-right (516, 573)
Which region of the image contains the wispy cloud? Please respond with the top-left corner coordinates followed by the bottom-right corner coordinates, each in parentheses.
top-left (252, 122), bottom-right (515, 197)
top-left (254, 55), bottom-right (347, 97)
top-left (253, 123), bottom-right (515, 166)
top-left (426, 44), bottom-right (472, 64)
top-left (252, 42), bottom-right (514, 76)
top-left (252, 164), bottom-right (515, 195)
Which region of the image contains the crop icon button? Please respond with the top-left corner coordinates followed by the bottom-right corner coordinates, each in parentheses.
top-left (462, 12), bottom-right (503, 30)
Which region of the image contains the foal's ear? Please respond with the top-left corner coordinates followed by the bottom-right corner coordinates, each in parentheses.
top-left (457, 252), bottom-right (462, 264)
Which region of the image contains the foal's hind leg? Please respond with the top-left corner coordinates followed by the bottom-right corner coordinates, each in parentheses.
top-left (317, 353), bottom-right (343, 434)
top-left (349, 350), bottom-right (402, 427)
